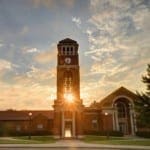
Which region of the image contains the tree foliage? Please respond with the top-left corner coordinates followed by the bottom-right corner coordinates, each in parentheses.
top-left (135, 64), bottom-right (150, 128)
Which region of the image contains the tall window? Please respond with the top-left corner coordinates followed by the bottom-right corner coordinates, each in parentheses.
top-left (92, 119), bottom-right (98, 129)
top-left (63, 71), bottom-right (73, 93)
top-left (63, 47), bottom-right (65, 55)
top-left (67, 47), bottom-right (69, 55)
top-left (70, 47), bottom-right (73, 55)
top-left (37, 124), bottom-right (43, 130)
top-left (117, 102), bottom-right (126, 118)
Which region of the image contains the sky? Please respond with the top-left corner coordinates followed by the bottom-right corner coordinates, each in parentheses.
top-left (0, 0), bottom-right (150, 110)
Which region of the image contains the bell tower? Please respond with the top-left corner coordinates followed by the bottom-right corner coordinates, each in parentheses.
top-left (53, 38), bottom-right (84, 139)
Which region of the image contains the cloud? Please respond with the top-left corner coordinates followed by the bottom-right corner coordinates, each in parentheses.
top-left (0, 63), bottom-right (56, 110)
top-left (14, 65), bottom-right (56, 87)
top-left (87, 0), bottom-right (150, 54)
top-left (72, 17), bottom-right (81, 28)
top-left (81, 0), bottom-right (150, 102)
top-left (34, 43), bottom-right (57, 64)
top-left (0, 59), bottom-right (13, 71)
top-left (86, 0), bottom-right (150, 71)
top-left (0, 80), bottom-right (55, 110)
top-left (23, 47), bottom-right (39, 53)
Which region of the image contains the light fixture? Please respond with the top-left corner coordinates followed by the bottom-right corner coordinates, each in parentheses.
top-left (105, 112), bottom-right (108, 116)
top-left (29, 112), bottom-right (32, 116)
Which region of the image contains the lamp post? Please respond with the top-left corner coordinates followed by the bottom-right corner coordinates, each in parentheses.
top-left (105, 112), bottom-right (109, 139)
top-left (28, 112), bottom-right (32, 140)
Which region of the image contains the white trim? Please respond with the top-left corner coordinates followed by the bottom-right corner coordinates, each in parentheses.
top-left (62, 111), bottom-right (64, 138)
top-left (112, 111), bottom-right (115, 130)
top-left (72, 111), bottom-right (76, 137)
top-left (112, 95), bottom-right (134, 107)
top-left (114, 108), bottom-right (119, 131)
top-left (130, 108), bottom-right (135, 135)
top-left (112, 95), bottom-right (135, 135)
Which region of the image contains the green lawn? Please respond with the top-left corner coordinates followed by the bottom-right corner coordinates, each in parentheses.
top-left (0, 136), bottom-right (56, 144)
top-left (83, 135), bottom-right (150, 146)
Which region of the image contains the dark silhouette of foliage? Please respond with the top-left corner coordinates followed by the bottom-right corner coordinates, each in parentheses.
top-left (135, 64), bottom-right (150, 128)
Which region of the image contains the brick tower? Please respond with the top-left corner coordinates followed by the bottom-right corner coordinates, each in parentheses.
top-left (53, 38), bottom-right (84, 139)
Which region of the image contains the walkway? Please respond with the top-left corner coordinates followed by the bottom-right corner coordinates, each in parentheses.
top-left (0, 139), bottom-right (150, 150)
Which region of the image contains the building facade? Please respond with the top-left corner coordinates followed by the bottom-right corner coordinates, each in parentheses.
top-left (0, 38), bottom-right (138, 138)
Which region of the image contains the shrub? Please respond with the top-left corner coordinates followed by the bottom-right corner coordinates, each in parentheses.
top-left (136, 131), bottom-right (150, 138)
top-left (84, 130), bottom-right (123, 137)
top-left (0, 129), bottom-right (53, 137)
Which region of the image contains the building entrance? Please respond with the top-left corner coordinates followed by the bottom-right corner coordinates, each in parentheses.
top-left (119, 122), bottom-right (127, 134)
top-left (64, 121), bottom-right (72, 138)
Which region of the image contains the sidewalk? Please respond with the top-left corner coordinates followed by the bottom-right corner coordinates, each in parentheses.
top-left (0, 140), bottom-right (150, 150)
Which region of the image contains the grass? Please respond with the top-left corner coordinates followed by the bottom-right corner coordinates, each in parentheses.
top-left (0, 135), bottom-right (150, 146)
top-left (0, 136), bottom-right (56, 144)
top-left (83, 135), bottom-right (150, 146)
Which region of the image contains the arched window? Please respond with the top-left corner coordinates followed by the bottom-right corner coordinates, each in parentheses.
top-left (117, 102), bottom-right (126, 118)
top-left (63, 71), bottom-right (73, 93)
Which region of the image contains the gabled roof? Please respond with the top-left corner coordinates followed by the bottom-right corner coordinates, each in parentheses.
top-left (99, 86), bottom-right (138, 108)
top-left (0, 110), bottom-right (54, 121)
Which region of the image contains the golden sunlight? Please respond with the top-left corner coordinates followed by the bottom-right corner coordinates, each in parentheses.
top-left (65, 129), bottom-right (71, 137)
top-left (64, 92), bottom-right (74, 103)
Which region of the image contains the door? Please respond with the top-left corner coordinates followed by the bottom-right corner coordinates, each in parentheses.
top-left (119, 123), bottom-right (126, 134)
top-left (64, 121), bottom-right (72, 138)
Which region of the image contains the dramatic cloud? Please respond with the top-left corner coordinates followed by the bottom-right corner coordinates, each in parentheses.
top-left (77, 0), bottom-right (150, 103)
top-left (0, 81), bottom-right (55, 110)
top-left (84, 0), bottom-right (150, 95)
top-left (0, 0), bottom-right (149, 109)
top-left (0, 63), bottom-right (56, 110)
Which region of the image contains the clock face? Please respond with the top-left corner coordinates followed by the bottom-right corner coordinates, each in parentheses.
top-left (65, 57), bottom-right (71, 64)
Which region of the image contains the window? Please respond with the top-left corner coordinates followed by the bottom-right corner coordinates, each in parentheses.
top-left (92, 120), bottom-right (98, 129)
top-left (67, 47), bottom-right (70, 55)
top-left (70, 47), bottom-right (73, 55)
top-left (37, 124), bottom-right (43, 129)
top-left (63, 47), bottom-right (65, 55)
top-left (117, 102), bottom-right (126, 118)
top-left (64, 71), bottom-right (73, 92)
top-left (16, 125), bottom-right (21, 131)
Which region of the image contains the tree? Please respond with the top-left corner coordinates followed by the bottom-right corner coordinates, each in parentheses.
top-left (135, 64), bottom-right (150, 128)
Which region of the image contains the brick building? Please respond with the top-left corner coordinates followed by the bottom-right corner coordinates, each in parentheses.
top-left (0, 38), bottom-right (138, 138)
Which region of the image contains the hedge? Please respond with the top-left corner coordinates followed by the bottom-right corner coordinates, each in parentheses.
top-left (136, 131), bottom-right (150, 138)
top-left (84, 130), bottom-right (123, 137)
top-left (0, 130), bottom-right (53, 137)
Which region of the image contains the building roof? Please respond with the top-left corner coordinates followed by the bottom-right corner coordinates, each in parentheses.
top-left (0, 110), bottom-right (54, 121)
top-left (98, 86), bottom-right (138, 108)
top-left (58, 38), bottom-right (78, 45)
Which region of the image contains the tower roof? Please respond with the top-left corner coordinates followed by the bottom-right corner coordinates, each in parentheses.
top-left (58, 38), bottom-right (78, 45)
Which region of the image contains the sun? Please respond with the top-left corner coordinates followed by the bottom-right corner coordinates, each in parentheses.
top-left (64, 93), bottom-right (74, 103)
